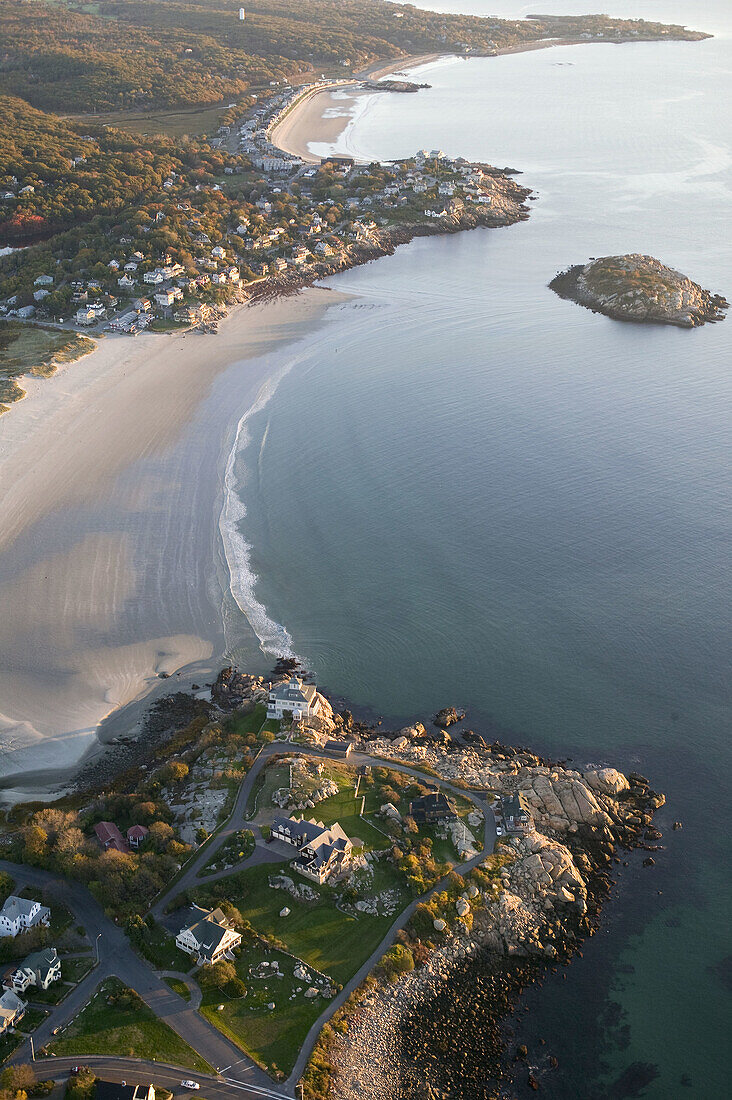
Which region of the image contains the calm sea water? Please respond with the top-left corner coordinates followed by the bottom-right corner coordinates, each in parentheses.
top-left (224, 3), bottom-right (731, 1095)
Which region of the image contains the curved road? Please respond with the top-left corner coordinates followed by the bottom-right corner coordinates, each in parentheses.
top-left (3, 740), bottom-right (495, 1096)
top-left (153, 739), bottom-right (496, 1090)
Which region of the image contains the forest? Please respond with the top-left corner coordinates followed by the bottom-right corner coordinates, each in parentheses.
top-left (0, 0), bottom-right (705, 114)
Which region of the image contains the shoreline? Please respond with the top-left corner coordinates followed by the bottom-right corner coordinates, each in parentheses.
top-left (0, 287), bottom-right (348, 801)
top-left (268, 38), bottom-right (682, 164)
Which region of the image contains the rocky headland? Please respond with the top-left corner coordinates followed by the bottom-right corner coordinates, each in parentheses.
top-left (303, 723), bottom-right (664, 1099)
top-left (550, 254), bottom-right (728, 328)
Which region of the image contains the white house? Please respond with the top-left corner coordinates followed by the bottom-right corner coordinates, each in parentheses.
top-left (8, 948), bottom-right (61, 994)
top-left (34, 275), bottom-right (53, 287)
top-left (0, 989), bottom-right (26, 1034)
top-left (0, 896), bottom-right (50, 939)
top-left (267, 675), bottom-right (323, 721)
top-left (118, 274), bottom-right (135, 290)
top-left (143, 271), bottom-right (164, 285)
top-left (175, 905), bottom-right (241, 966)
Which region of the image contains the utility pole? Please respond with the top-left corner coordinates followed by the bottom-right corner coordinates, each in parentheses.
top-left (29, 1035), bottom-right (35, 1062)
top-left (360, 794), bottom-right (365, 816)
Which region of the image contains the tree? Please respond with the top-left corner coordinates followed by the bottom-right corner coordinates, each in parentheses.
top-left (21, 824), bottom-right (47, 863)
top-left (198, 960), bottom-right (236, 989)
top-left (0, 1065), bottom-right (36, 1094)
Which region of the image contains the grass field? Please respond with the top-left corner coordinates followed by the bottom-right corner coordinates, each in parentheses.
top-left (68, 103), bottom-right (230, 139)
top-left (199, 861), bottom-right (399, 986)
top-left (49, 977), bottom-right (211, 1071)
top-left (199, 942), bottom-right (327, 1077)
top-left (131, 920), bottom-right (191, 972)
top-left (225, 703), bottom-right (268, 738)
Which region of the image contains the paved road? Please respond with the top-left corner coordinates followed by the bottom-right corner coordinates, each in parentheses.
top-left (152, 739), bottom-right (496, 1090)
top-left (4, 740), bottom-right (496, 1096)
top-left (156, 740), bottom-right (496, 914)
top-left (31, 1055), bottom-right (293, 1099)
top-left (0, 861), bottom-right (277, 1092)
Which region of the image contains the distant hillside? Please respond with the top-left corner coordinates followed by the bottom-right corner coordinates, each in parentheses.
top-left (0, 0), bottom-right (709, 114)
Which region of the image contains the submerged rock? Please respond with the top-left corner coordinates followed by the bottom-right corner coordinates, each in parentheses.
top-left (550, 254), bottom-right (728, 327)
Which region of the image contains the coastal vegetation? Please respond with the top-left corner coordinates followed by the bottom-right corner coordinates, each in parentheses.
top-left (0, 1), bottom-right (706, 115)
top-left (0, 320), bottom-right (95, 411)
top-left (551, 254), bottom-right (728, 327)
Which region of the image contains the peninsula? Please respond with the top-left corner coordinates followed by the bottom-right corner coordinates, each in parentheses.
top-left (550, 254), bottom-right (728, 328)
top-left (0, 666), bottom-right (666, 1100)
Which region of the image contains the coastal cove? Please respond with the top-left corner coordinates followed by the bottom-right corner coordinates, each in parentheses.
top-left (0, 4), bottom-right (729, 1099)
top-left (225, 10), bottom-right (732, 1100)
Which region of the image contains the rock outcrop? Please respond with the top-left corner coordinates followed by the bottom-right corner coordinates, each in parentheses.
top-left (550, 254), bottom-right (728, 327)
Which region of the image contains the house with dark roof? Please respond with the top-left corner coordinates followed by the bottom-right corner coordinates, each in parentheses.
top-left (271, 816), bottom-right (352, 884)
top-left (126, 825), bottom-right (149, 849)
top-left (267, 675), bottom-right (322, 721)
top-left (324, 739), bottom-right (352, 758)
top-left (94, 1082), bottom-right (156, 1099)
top-left (8, 947), bottom-right (61, 994)
top-left (175, 904), bottom-right (241, 966)
top-left (93, 821), bottom-right (130, 854)
top-left (501, 792), bottom-right (534, 835)
top-left (409, 792), bottom-right (458, 825)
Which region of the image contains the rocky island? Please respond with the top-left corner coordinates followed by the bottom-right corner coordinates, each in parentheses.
top-left (550, 254), bottom-right (728, 327)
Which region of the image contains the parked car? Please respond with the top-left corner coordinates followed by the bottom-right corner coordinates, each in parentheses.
top-left (181, 1082), bottom-right (200, 1091)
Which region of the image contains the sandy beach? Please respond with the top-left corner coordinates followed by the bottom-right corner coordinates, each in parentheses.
top-left (0, 288), bottom-right (346, 800)
top-left (269, 54), bottom-right (444, 163)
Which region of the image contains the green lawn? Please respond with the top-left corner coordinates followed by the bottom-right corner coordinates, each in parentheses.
top-left (49, 977), bottom-right (211, 1071)
top-left (61, 956), bottom-right (95, 983)
top-left (197, 861), bottom-right (398, 986)
top-left (198, 942), bottom-right (326, 1078)
top-left (225, 703), bottom-right (267, 738)
top-left (164, 976), bottom-right (191, 1002)
top-left (130, 921), bottom-right (191, 971)
top-left (17, 1006), bottom-right (48, 1033)
top-left (0, 1032), bottom-right (22, 1064)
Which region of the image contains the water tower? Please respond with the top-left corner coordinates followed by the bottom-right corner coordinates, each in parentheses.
top-left (239, 7), bottom-right (245, 19)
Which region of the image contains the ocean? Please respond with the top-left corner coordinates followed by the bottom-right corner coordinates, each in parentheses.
top-left (221, 3), bottom-right (731, 1095)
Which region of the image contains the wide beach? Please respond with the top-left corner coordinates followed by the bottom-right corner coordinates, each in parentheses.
top-left (0, 287), bottom-right (345, 799)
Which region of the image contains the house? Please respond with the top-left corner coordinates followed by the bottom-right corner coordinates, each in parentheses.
top-left (34, 275), bottom-right (53, 286)
top-left (94, 1083), bottom-right (156, 1100)
top-left (154, 288), bottom-right (176, 308)
top-left (324, 740), bottom-right (352, 759)
top-left (143, 271), bottom-right (164, 285)
top-left (74, 306), bottom-right (96, 326)
top-left (118, 274), bottom-right (135, 290)
top-left (271, 816), bottom-right (352, 884)
top-left (33, 289), bottom-right (50, 302)
top-left (133, 298), bottom-right (152, 313)
top-left (9, 948), bottom-right (61, 994)
top-left (501, 792), bottom-right (534, 835)
top-left (127, 825), bottom-right (149, 849)
top-left (16, 305), bottom-right (35, 319)
top-left (0, 897), bottom-right (50, 939)
top-left (211, 245), bottom-right (226, 259)
top-left (174, 302), bottom-right (211, 325)
top-left (93, 821), bottom-right (130, 854)
top-left (0, 989), bottom-right (26, 1034)
top-left (175, 905), bottom-right (241, 966)
top-left (409, 792), bottom-right (458, 825)
top-left (267, 675), bottom-right (322, 721)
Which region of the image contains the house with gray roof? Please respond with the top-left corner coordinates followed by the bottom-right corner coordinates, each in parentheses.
top-left (8, 947), bottom-right (61, 994)
top-left (267, 675), bottom-right (323, 721)
top-left (175, 904), bottom-right (241, 966)
top-left (501, 792), bottom-right (534, 835)
top-left (0, 896), bottom-right (50, 939)
top-left (0, 989), bottom-right (26, 1034)
top-left (271, 816), bottom-right (353, 884)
